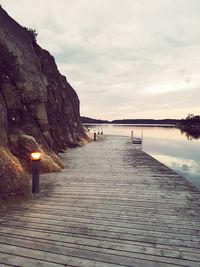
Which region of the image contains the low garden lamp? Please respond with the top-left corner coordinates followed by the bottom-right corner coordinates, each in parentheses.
top-left (31, 151), bottom-right (41, 194)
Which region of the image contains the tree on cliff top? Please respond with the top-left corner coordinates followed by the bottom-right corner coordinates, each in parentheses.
top-left (24, 27), bottom-right (38, 43)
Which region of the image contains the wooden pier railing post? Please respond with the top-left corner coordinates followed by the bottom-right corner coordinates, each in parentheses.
top-left (131, 130), bottom-right (133, 143)
top-left (94, 130), bottom-right (97, 141)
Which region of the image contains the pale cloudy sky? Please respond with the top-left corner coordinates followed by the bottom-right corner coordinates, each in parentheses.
top-left (1, 0), bottom-right (200, 120)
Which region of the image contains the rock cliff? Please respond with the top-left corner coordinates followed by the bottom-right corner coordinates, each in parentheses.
top-left (0, 7), bottom-right (88, 199)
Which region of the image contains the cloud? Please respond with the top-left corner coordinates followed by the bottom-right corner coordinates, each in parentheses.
top-left (1, 0), bottom-right (200, 119)
top-left (145, 73), bottom-right (200, 94)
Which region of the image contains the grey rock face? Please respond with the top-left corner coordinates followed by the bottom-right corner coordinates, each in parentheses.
top-left (0, 7), bottom-right (89, 197)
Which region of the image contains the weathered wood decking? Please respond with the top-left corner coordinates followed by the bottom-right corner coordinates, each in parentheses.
top-left (0, 135), bottom-right (200, 267)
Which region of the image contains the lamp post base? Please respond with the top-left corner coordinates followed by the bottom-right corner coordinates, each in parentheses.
top-left (32, 160), bottom-right (40, 194)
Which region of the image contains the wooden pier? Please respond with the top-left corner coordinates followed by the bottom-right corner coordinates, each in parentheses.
top-left (0, 135), bottom-right (200, 266)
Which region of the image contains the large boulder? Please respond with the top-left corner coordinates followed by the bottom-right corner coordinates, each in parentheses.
top-left (0, 146), bottom-right (29, 197)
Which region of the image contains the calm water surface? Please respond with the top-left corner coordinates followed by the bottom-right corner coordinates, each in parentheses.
top-left (85, 124), bottom-right (200, 189)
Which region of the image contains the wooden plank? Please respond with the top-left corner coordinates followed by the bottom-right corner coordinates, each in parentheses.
top-left (1, 221), bottom-right (200, 249)
top-left (2, 211), bottom-right (199, 234)
top-left (0, 234), bottom-right (199, 267)
top-left (17, 200), bottom-right (200, 215)
top-left (0, 251), bottom-right (64, 267)
top-left (7, 206), bottom-right (199, 228)
top-left (0, 242), bottom-right (184, 267)
top-left (1, 215), bottom-right (200, 242)
top-left (0, 228), bottom-right (200, 262)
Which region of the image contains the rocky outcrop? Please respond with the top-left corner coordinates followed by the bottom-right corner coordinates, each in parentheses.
top-left (0, 7), bottom-right (89, 198)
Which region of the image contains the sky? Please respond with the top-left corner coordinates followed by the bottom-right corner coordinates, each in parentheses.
top-left (1, 0), bottom-right (200, 120)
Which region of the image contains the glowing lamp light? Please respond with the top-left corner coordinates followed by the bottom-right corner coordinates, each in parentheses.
top-left (31, 151), bottom-right (41, 161)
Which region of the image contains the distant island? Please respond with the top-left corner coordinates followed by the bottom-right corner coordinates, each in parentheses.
top-left (177, 114), bottom-right (200, 139)
top-left (81, 116), bottom-right (179, 125)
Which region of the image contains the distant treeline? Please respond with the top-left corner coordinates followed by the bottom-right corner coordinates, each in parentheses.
top-left (81, 116), bottom-right (179, 124)
top-left (81, 116), bottom-right (109, 124)
top-left (111, 119), bottom-right (178, 124)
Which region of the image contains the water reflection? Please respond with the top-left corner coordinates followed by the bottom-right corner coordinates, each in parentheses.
top-left (84, 124), bottom-right (200, 189)
top-left (180, 128), bottom-right (200, 140)
top-left (152, 154), bottom-right (200, 188)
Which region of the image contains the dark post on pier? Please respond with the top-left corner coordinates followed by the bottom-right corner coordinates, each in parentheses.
top-left (131, 130), bottom-right (133, 143)
top-left (93, 130), bottom-right (97, 141)
top-left (31, 151), bottom-right (41, 194)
